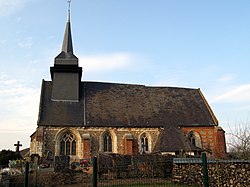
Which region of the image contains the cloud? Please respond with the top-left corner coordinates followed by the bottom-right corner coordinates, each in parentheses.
top-left (218, 75), bottom-right (234, 83)
top-left (0, 0), bottom-right (30, 17)
top-left (211, 84), bottom-right (250, 103)
top-left (0, 73), bottom-right (39, 131)
top-left (18, 37), bottom-right (33, 48)
top-left (79, 53), bottom-right (134, 73)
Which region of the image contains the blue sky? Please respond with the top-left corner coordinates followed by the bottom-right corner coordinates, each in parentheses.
top-left (0, 0), bottom-right (250, 150)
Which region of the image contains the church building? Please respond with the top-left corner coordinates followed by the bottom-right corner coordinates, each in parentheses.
top-left (30, 8), bottom-right (226, 162)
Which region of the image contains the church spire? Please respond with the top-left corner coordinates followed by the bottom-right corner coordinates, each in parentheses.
top-left (61, 0), bottom-right (73, 53)
top-left (54, 0), bottom-right (78, 65)
top-left (61, 18), bottom-right (73, 53)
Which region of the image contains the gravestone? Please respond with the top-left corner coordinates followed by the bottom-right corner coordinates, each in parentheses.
top-left (54, 156), bottom-right (70, 172)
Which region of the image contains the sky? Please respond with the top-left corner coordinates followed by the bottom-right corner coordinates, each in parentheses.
top-left (0, 0), bottom-right (250, 150)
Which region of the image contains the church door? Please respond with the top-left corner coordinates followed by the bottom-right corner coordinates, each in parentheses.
top-left (83, 139), bottom-right (90, 158)
top-left (126, 139), bottom-right (133, 155)
top-left (124, 139), bottom-right (139, 155)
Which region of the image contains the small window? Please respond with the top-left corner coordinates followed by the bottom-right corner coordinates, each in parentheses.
top-left (187, 131), bottom-right (202, 148)
top-left (141, 134), bottom-right (149, 153)
top-left (188, 133), bottom-right (196, 147)
top-left (60, 132), bottom-right (77, 155)
top-left (103, 133), bottom-right (112, 152)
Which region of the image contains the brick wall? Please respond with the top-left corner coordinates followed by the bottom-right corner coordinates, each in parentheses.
top-left (181, 126), bottom-right (226, 158)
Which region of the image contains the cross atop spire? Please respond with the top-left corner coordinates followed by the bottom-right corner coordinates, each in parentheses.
top-left (67, 0), bottom-right (71, 22)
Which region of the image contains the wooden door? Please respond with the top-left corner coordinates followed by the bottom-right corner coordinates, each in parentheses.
top-left (83, 139), bottom-right (90, 158)
top-left (126, 139), bottom-right (133, 155)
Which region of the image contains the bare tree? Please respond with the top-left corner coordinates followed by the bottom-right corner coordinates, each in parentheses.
top-left (227, 122), bottom-right (250, 160)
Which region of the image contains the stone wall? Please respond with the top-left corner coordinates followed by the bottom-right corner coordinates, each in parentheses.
top-left (172, 161), bottom-right (250, 187)
top-left (40, 126), bottom-right (161, 162)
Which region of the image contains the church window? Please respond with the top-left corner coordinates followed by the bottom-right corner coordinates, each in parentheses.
top-left (72, 140), bottom-right (76, 155)
top-left (60, 133), bottom-right (77, 155)
top-left (189, 133), bottom-right (196, 146)
top-left (141, 134), bottom-right (149, 153)
top-left (103, 133), bottom-right (112, 152)
top-left (187, 131), bottom-right (202, 148)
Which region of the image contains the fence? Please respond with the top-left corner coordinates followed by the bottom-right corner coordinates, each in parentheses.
top-left (1, 154), bottom-right (250, 187)
top-left (95, 154), bottom-right (197, 187)
top-left (3, 168), bottom-right (93, 187)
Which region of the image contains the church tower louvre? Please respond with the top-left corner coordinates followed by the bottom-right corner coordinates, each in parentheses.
top-left (50, 4), bottom-right (82, 102)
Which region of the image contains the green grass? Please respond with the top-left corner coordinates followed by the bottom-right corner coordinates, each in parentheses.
top-left (100, 181), bottom-right (199, 187)
top-left (106, 183), bottom-right (196, 187)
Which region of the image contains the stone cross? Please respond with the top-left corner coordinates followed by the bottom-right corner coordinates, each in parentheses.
top-left (14, 141), bottom-right (22, 153)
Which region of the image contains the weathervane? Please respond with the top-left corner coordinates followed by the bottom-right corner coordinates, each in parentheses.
top-left (67, 0), bottom-right (71, 21)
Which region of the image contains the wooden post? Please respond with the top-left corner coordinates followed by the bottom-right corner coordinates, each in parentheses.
top-left (202, 152), bottom-right (209, 187)
top-left (92, 157), bottom-right (97, 187)
top-left (24, 161), bottom-right (29, 187)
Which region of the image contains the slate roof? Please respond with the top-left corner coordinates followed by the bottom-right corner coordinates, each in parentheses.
top-left (38, 80), bottom-right (217, 127)
top-left (158, 126), bottom-right (204, 152)
top-left (37, 80), bottom-right (218, 152)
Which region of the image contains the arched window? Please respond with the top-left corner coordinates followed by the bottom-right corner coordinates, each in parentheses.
top-left (103, 133), bottom-right (112, 152)
top-left (141, 134), bottom-right (149, 153)
top-left (60, 132), bottom-right (77, 155)
top-left (187, 131), bottom-right (202, 148)
top-left (188, 133), bottom-right (196, 147)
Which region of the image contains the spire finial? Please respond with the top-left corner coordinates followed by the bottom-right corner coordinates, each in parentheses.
top-left (67, 0), bottom-right (71, 22)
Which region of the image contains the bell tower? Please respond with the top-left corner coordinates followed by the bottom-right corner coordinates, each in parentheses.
top-left (50, 0), bottom-right (82, 102)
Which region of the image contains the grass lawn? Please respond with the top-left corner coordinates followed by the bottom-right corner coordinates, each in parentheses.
top-left (102, 184), bottom-right (198, 187)
top-left (99, 179), bottom-right (199, 187)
